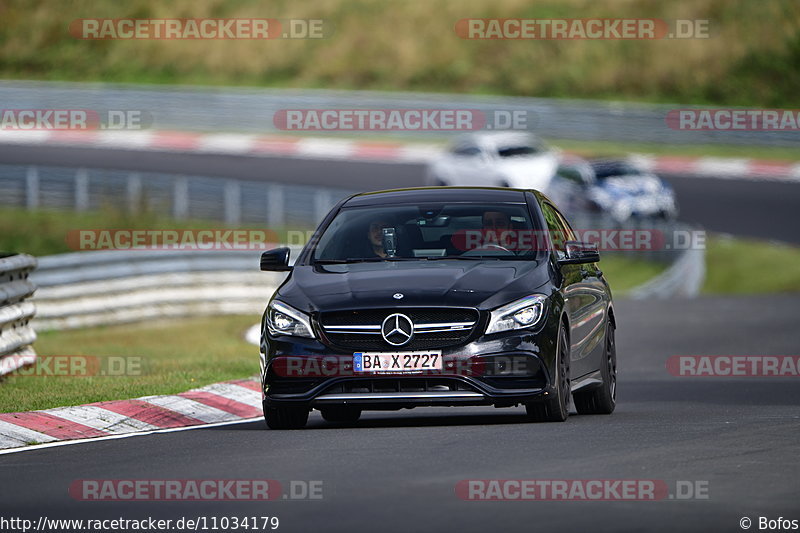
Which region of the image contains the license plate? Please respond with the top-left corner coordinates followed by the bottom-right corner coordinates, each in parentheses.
top-left (353, 351), bottom-right (442, 373)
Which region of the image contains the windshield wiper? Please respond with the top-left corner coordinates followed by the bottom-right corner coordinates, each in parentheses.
top-left (314, 257), bottom-right (418, 264)
top-left (426, 255), bottom-right (534, 261)
top-left (425, 255), bottom-right (500, 260)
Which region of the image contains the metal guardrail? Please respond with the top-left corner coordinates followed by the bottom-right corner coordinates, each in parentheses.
top-left (0, 81), bottom-right (795, 147)
top-left (0, 254), bottom-right (38, 376)
top-left (0, 164), bottom-right (358, 227)
top-left (629, 247), bottom-right (706, 299)
top-left (31, 248), bottom-right (301, 331)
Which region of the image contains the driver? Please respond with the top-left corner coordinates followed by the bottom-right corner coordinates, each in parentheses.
top-left (367, 219), bottom-right (393, 258)
top-left (481, 210), bottom-right (512, 250)
top-left (482, 210), bottom-right (511, 232)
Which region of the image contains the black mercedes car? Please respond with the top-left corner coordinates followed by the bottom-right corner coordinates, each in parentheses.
top-left (259, 187), bottom-right (616, 429)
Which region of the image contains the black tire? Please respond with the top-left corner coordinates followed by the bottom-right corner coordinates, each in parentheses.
top-left (320, 406), bottom-right (362, 424)
top-left (263, 401), bottom-right (309, 430)
top-left (574, 321), bottom-right (617, 415)
top-left (525, 324), bottom-right (570, 422)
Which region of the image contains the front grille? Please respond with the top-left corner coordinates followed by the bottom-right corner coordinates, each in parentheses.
top-left (320, 377), bottom-right (477, 394)
top-left (319, 307), bottom-right (480, 351)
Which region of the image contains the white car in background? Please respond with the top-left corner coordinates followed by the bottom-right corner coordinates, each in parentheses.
top-left (425, 132), bottom-right (559, 190)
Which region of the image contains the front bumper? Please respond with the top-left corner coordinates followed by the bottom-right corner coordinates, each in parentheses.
top-left (261, 327), bottom-right (558, 410)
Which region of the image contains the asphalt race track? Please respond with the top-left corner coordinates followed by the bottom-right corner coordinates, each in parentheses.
top-left (1, 145), bottom-right (799, 532)
top-left (1, 144), bottom-right (799, 243)
top-left (1, 295), bottom-right (799, 532)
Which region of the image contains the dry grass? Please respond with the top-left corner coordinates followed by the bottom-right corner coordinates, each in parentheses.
top-left (0, 0), bottom-right (797, 105)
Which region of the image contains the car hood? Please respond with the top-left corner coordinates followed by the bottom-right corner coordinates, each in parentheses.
top-left (276, 260), bottom-right (551, 313)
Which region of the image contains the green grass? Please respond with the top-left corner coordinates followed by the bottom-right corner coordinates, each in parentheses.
top-left (704, 235), bottom-right (800, 294)
top-left (1, 0), bottom-right (799, 107)
top-left (597, 255), bottom-right (668, 294)
top-left (0, 315), bottom-right (259, 413)
top-left (0, 206), bottom-right (310, 257)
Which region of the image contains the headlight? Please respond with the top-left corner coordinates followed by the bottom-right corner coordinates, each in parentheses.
top-left (485, 294), bottom-right (547, 335)
top-left (267, 300), bottom-right (314, 339)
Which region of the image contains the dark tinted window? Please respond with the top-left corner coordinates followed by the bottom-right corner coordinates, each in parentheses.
top-left (540, 202), bottom-right (574, 258)
top-left (451, 145), bottom-right (481, 156)
top-left (312, 203), bottom-right (541, 262)
top-left (497, 145), bottom-right (541, 158)
top-left (591, 160), bottom-right (641, 179)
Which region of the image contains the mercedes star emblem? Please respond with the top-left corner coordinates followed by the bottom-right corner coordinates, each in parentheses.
top-left (381, 313), bottom-right (414, 346)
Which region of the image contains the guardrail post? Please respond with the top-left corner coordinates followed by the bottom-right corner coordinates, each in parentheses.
top-left (0, 254), bottom-right (38, 378)
top-left (25, 166), bottom-right (39, 209)
top-left (224, 180), bottom-right (241, 225)
top-left (127, 173), bottom-right (142, 213)
top-left (173, 176), bottom-right (189, 220)
top-left (75, 168), bottom-right (89, 211)
top-left (267, 184), bottom-right (284, 229)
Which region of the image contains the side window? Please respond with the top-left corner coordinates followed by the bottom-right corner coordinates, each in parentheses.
top-left (451, 145), bottom-right (481, 157)
top-left (540, 202), bottom-right (574, 259)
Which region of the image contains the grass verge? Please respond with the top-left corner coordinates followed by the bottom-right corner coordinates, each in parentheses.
top-left (0, 207), bottom-right (308, 257)
top-left (704, 236), bottom-right (800, 294)
top-left (2, 0), bottom-right (798, 107)
top-left (0, 315), bottom-right (259, 413)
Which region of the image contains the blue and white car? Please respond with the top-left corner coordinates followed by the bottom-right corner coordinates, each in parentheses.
top-left (547, 158), bottom-right (678, 222)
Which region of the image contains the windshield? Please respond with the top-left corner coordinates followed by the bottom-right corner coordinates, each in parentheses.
top-left (311, 203), bottom-right (543, 263)
top-left (592, 161), bottom-right (642, 179)
top-left (497, 145), bottom-right (541, 158)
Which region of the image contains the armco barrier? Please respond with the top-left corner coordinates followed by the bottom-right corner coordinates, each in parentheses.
top-left (30, 240), bottom-right (702, 333)
top-left (0, 254), bottom-right (38, 376)
top-left (31, 248), bottom-right (301, 331)
top-left (629, 247), bottom-right (705, 299)
top-left (0, 81), bottom-right (795, 147)
top-left (0, 164), bottom-right (357, 228)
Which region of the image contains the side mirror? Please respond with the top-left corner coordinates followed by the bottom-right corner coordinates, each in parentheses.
top-left (558, 241), bottom-right (600, 265)
top-left (260, 247), bottom-right (292, 272)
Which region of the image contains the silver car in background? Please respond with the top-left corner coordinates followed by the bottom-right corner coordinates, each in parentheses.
top-left (425, 132), bottom-right (559, 191)
top-left (547, 157), bottom-right (678, 222)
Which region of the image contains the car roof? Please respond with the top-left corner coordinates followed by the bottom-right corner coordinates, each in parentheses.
top-left (452, 131), bottom-right (543, 149)
top-left (343, 187), bottom-right (530, 207)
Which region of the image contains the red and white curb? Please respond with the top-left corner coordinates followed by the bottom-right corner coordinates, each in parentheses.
top-left (0, 129), bottom-right (440, 163)
top-left (0, 129), bottom-right (797, 181)
top-left (0, 378), bottom-right (262, 451)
